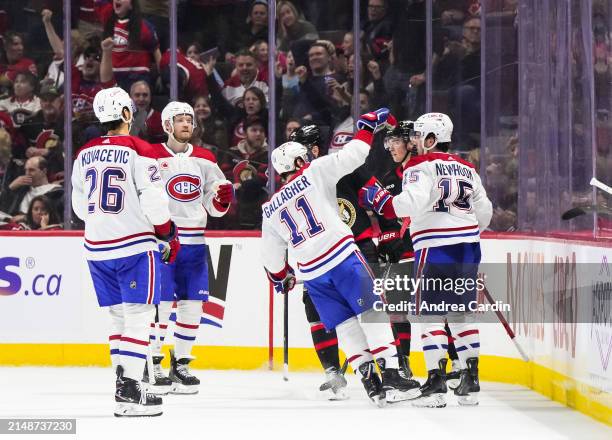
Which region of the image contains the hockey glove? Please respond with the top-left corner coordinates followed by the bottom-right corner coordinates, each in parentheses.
top-left (267, 266), bottom-right (297, 294)
top-left (213, 180), bottom-right (234, 210)
top-left (154, 220), bottom-right (181, 264)
top-left (356, 108), bottom-right (397, 134)
top-left (377, 230), bottom-right (404, 263)
top-left (358, 178), bottom-right (397, 219)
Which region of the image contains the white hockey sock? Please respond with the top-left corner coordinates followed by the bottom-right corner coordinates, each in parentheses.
top-left (108, 304), bottom-right (124, 370)
top-left (173, 300), bottom-right (202, 359)
top-left (150, 301), bottom-right (173, 355)
top-left (360, 310), bottom-right (399, 369)
top-left (120, 303), bottom-right (156, 380)
top-left (335, 316), bottom-right (373, 373)
top-left (448, 323), bottom-right (480, 367)
top-left (421, 323), bottom-right (448, 371)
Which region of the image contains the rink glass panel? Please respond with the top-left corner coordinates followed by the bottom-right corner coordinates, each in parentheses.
top-left (52, 0), bottom-right (610, 239)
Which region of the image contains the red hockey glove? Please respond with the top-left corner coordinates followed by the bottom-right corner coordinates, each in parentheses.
top-left (266, 265), bottom-right (297, 294)
top-left (358, 177), bottom-right (397, 219)
top-left (213, 181), bottom-right (234, 210)
top-left (154, 220), bottom-right (181, 264)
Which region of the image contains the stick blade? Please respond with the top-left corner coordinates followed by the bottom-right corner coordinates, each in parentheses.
top-left (561, 207), bottom-right (587, 220)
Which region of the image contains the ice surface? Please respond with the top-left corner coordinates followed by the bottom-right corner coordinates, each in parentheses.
top-left (0, 367), bottom-right (609, 440)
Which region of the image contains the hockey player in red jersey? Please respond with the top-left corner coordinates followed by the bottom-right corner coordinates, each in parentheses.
top-left (360, 113), bottom-right (492, 407)
top-left (71, 87), bottom-right (180, 417)
top-left (147, 101), bottom-right (233, 395)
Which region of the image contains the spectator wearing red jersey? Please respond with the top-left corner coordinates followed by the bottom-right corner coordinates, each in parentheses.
top-left (101, 0), bottom-right (161, 90)
top-left (77, 0), bottom-right (109, 35)
top-left (129, 80), bottom-right (164, 143)
top-left (0, 32), bottom-right (38, 86)
top-left (0, 72), bottom-right (40, 128)
top-left (160, 45), bottom-right (209, 101)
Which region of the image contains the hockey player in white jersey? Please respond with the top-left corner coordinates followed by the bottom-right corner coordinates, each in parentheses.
top-left (359, 112), bottom-right (493, 407)
top-left (262, 108), bottom-right (417, 406)
top-left (146, 101), bottom-right (233, 394)
top-left (71, 87), bottom-right (180, 417)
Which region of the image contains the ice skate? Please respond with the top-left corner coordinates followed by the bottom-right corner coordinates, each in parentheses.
top-left (377, 359), bottom-right (420, 403)
top-left (114, 366), bottom-right (163, 417)
top-left (319, 367), bottom-right (349, 400)
top-left (454, 357), bottom-right (480, 406)
top-left (446, 359), bottom-right (462, 390)
top-left (169, 350), bottom-right (200, 394)
top-left (143, 355), bottom-right (173, 395)
top-left (358, 361), bottom-right (385, 407)
top-left (412, 359), bottom-right (448, 408)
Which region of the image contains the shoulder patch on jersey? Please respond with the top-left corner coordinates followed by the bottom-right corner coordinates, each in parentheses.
top-left (166, 174), bottom-right (202, 202)
top-left (190, 145), bottom-right (217, 163)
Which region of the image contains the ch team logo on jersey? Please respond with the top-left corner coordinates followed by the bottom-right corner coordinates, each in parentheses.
top-left (337, 197), bottom-right (356, 228)
top-left (166, 174), bottom-right (202, 202)
top-left (331, 132), bottom-right (353, 148)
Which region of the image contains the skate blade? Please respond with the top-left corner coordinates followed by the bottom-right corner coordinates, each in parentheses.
top-left (411, 393), bottom-right (446, 408)
top-left (385, 387), bottom-right (421, 403)
top-left (148, 384), bottom-right (172, 395)
top-left (325, 387), bottom-right (349, 401)
top-left (170, 383), bottom-right (199, 395)
top-left (114, 402), bottom-right (163, 417)
top-left (446, 379), bottom-right (460, 390)
top-left (369, 395), bottom-right (387, 408)
top-left (457, 392), bottom-right (479, 406)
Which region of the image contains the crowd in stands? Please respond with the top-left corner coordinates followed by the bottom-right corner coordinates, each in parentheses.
top-left (0, 0), bottom-right (604, 233)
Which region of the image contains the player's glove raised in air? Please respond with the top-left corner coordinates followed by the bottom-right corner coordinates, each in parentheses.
top-left (213, 180), bottom-right (234, 211)
top-left (266, 265), bottom-right (297, 294)
top-left (358, 177), bottom-right (397, 219)
top-left (377, 230), bottom-right (404, 263)
top-left (356, 107), bottom-right (397, 134)
top-left (154, 220), bottom-right (181, 264)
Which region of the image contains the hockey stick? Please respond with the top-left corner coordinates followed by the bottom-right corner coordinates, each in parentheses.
top-left (283, 286), bottom-right (289, 381)
top-left (481, 285), bottom-right (529, 362)
top-left (145, 306), bottom-right (159, 386)
top-left (561, 205), bottom-right (612, 220)
top-left (591, 177), bottom-right (612, 195)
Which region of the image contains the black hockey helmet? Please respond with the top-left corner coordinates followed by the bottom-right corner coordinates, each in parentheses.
top-left (384, 120), bottom-right (413, 141)
top-left (290, 124), bottom-right (321, 149)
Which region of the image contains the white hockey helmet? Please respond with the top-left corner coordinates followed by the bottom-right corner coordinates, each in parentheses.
top-left (93, 87), bottom-right (135, 123)
top-left (271, 141), bottom-right (309, 175)
top-left (412, 112), bottom-right (453, 150)
top-left (161, 101), bottom-right (196, 135)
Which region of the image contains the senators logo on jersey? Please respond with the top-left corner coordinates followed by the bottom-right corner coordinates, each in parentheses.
top-left (166, 174), bottom-right (202, 202)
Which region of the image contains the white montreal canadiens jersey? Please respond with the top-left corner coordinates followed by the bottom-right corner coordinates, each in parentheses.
top-left (71, 135), bottom-right (171, 261)
top-left (261, 136), bottom-right (371, 280)
top-left (392, 152), bottom-right (493, 251)
top-left (150, 143), bottom-right (228, 245)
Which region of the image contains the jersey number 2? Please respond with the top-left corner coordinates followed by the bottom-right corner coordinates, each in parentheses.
top-left (280, 196), bottom-right (324, 246)
top-left (85, 167), bottom-right (126, 214)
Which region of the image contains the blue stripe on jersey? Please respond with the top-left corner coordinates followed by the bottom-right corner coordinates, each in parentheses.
top-left (299, 240), bottom-right (355, 273)
top-left (117, 350), bottom-right (147, 360)
top-left (84, 238), bottom-right (158, 252)
top-left (412, 231), bottom-right (480, 246)
top-left (173, 333), bottom-right (196, 341)
top-left (201, 317), bottom-right (222, 328)
top-left (178, 233), bottom-right (204, 237)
